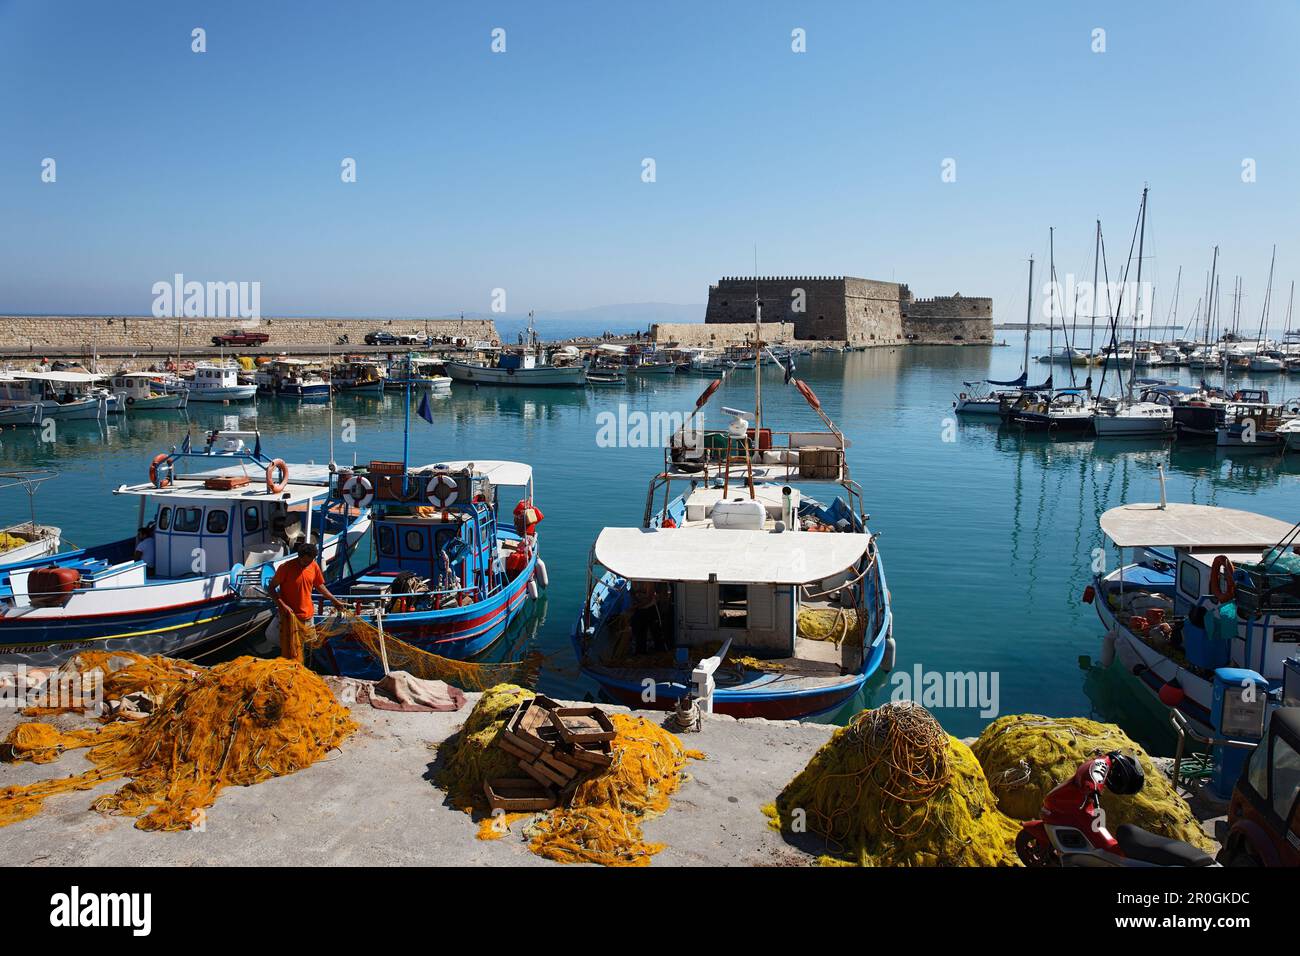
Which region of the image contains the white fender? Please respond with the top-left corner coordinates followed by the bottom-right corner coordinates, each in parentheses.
top-left (1100, 629), bottom-right (1117, 668)
top-left (527, 579), bottom-right (539, 601)
top-left (881, 634), bottom-right (896, 672)
top-left (535, 558), bottom-right (549, 589)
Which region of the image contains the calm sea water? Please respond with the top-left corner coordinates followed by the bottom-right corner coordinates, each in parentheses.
top-left (5, 334), bottom-right (1298, 751)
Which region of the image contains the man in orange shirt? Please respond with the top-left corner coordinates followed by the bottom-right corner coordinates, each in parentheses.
top-left (269, 542), bottom-right (345, 662)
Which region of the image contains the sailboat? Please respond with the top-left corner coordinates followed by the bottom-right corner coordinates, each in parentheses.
top-left (955, 256), bottom-right (1045, 416)
top-left (1093, 188), bottom-right (1174, 438)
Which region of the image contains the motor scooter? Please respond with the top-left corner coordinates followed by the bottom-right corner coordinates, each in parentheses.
top-left (1016, 751), bottom-right (1216, 867)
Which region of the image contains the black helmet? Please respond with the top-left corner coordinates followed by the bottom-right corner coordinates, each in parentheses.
top-left (1105, 751), bottom-right (1145, 795)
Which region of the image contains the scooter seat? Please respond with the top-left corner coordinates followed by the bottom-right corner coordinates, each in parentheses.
top-left (1115, 824), bottom-right (1213, 867)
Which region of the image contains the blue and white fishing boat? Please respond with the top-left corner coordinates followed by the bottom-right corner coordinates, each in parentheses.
top-left (255, 358), bottom-right (332, 399)
top-left (572, 302), bottom-right (893, 721)
top-left (0, 431), bottom-right (371, 666)
top-left (1088, 500), bottom-right (1300, 735)
top-left (312, 459), bottom-right (546, 676)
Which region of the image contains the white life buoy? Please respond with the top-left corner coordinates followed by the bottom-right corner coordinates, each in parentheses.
top-left (427, 473), bottom-right (459, 507)
top-left (341, 474), bottom-right (374, 509)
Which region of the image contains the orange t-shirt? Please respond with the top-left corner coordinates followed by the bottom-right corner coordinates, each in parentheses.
top-left (273, 560), bottom-right (325, 620)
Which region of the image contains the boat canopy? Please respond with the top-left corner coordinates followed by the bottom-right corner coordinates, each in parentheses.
top-left (415, 459), bottom-right (534, 488)
top-left (15, 371), bottom-right (104, 384)
top-left (1100, 503), bottom-right (1296, 550)
top-left (593, 526), bottom-right (869, 584)
top-left (114, 478), bottom-right (331, 506)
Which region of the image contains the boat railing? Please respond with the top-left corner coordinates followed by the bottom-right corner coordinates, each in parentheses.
top-left (1169, 708), bottom-right (1257, 792)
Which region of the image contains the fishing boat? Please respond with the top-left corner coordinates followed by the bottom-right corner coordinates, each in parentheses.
top-left (0, 431), bottom-right (371, 666)
top-left (1140, 384), bottom-right (1225, 440)
top-left (444, 313), bottom-right (585, 387)
top-left (332, 358), bottom-right (387, 395)
top-left (255, 358), bottom-right (332, 399)
top-left (1088, 501), bottom-right (1300, 735)
top-left (572, 299), bottom-right (893, 721)
top-left (0, 471), bottom-right (61, 567)
top-left (0, 403), bottom-right (41, 427)
top-left (182, 363), bottom-right (258, 402)
top-left (108, 372), bottom-right (188, 410)
top-left (312, 459), bottom-right (545, 674)
top-left (0, 372), bottom-right (108, 420)
top-left (1216, 394), bottom-right (1293, 453)
top-left (585, 366), bottom-right (626, 387)
top-left (386, 354), bottom-right (452, 393)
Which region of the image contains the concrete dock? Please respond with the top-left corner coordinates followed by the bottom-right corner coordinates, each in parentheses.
top-left (0, 695), bottom-right (835, 867)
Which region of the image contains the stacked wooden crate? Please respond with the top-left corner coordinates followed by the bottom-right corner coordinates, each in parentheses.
top-left (482, 696), bottom-right (617, 813)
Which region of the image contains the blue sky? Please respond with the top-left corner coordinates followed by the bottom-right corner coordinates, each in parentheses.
top-left (1, 1), bottom-right (1297, 324)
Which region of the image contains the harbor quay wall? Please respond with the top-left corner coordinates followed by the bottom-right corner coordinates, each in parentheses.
top-left (650, 321), bottom-right (796, 348)
top-left (0, 316), bottom-right (500, 354)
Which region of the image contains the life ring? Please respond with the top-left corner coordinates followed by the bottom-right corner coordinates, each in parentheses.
top-left (125, 396), bottom-right (136, 407)
top-left (266, 459), bottom-right (290, 494)
top-left (427, 474), bottom-right (459, 507)
top-left (695, 379), bottom-right (721, 409)
top-left (1210, 555), bottom-right (1236, 602)
top-left (796, 379), bottom-right (822, 410)
top-left (341, 474), bottom-right (374, 509)
top-left (149, 453), bottom-right (171, 488)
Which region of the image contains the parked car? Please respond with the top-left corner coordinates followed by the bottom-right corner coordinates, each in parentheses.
top-left (398, 333), bottom-right (424, 345)
top-left (364, 331), bottom-right (400, 346)
top-left (211, 330), bottom-right (270, 347)
top-left (1218, 706), bottom-right (1300, 866)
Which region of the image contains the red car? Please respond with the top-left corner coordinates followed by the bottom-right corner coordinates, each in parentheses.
top-left (211, 330), bottom-right (270, 347)
top-left (1219, 706), bottom-right (1300, 866)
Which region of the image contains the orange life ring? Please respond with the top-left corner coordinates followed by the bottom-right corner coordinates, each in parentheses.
top-left (695, 379), bottom-right (721, 409)
top-left (149, 453), bottom-right (171, 488)
top-left (266, 459), bottom-right (290, 494)
top-left (1210, 555), bottom-right (1236, 602)
top-left (796, 379), bottom-right (821, 410)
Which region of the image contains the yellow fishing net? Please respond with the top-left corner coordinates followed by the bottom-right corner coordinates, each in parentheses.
top-left (971, 713), bottom-right (1214, 852)
top-left (797, 607), bottom-right (857, 644)
top-left (770, 701), bottom-right (1020, 866)
top-left (439, 685), bottom-right (703, 866)
top-left (0, 654), bottom-right (356, 831)
top-left (316, 612), bottom-right (541, 692)
top-left (0, 532), bottom-right (29, 554)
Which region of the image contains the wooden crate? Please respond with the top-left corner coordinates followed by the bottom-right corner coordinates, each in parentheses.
top-left (204, 476), bottom-right (251, 491)
top-left (482, 777), bottom-right (557, 813)
top-left (549, 706), bottom-right (617, 746)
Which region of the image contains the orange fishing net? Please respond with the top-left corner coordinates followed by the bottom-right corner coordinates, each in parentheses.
top-left (0, 654), bottom-right (356, 831)
top-left (439, 686), bottom-right (703, 866)
top-left (317, 611), bottom-right (541, 692)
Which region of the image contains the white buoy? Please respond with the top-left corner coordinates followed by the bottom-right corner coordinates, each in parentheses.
top-left (1101, 630), bottom-right (1117, 668)
top-left (535, 558), bottom-right (549, 589)
top-left (528, 579), bottom-right (539, 601)
top-left (881, 635), bottom-right (897, 672)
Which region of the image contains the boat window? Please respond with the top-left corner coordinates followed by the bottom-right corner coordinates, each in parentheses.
top-left (1271, 736), bottom-right (1300, 823)
top-left (173, 507), bottom-right (202, 533)
top-left (718, 583), bottom-right (748, 629)
top-left (207, 509), bottom-right (230, 535)
top-left (1179, 560), bottom-right (1202, 597)
top-left (405, 529), bottom-right (425, 553)
top-left (378, 525), bottom-right (396, 556)
top-left (243, 505), bottom-right (261, 534)
top-left (157, 507), bottom-right (171, 531)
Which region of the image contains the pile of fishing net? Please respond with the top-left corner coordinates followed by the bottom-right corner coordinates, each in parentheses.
top-left (0, 653), bottom-right (356, 831)
top-left (796, 607), bottom-right (857, 644)
top-left (0, 531), bottom-right (31, 554)
top-left (769, 701), bottom-right (1021, 866)
top-left (316, 611), bottom-right (541, 692)
top-left (971, 714), bottom-right (1214, 852)
top-left (438, 685), bottom-right (702, 866)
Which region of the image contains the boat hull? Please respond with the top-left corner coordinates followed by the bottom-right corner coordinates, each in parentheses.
top-left (444, 362), bottom-right (586, 387)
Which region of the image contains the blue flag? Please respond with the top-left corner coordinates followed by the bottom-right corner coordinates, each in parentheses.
top-left (417, 392), bottom-right (434, 424)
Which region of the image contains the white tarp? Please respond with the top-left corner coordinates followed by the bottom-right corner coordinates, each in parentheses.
top-left (594, 526), bottom-right (868, 584)
top-left (1100, 503), bottom-right (1295, 549)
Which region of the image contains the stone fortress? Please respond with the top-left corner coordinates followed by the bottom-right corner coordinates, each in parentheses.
top-left (653, 276), bottom-right (992, 348)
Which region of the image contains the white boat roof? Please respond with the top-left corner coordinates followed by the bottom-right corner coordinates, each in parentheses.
top-left (594, 526), bottom-right (869, 584)
top-left (1100, 503), bottom-right (1296, 549)
top-left (15, 371), bottom-right (104, 383)
top-left (114, 478), bottom-right (331, 505)
top-left (189, 461), bottom-right (335, 486)
top-left (414, 459), bottom-right (533, 486)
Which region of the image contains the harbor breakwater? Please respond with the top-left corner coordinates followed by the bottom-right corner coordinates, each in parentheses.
top-left (0, 316), bottom-right (500, 355)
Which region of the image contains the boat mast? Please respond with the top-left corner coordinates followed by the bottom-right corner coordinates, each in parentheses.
top-left (1127, 186), bottom-right (1148, 404)
top-left (1088, 219), bottom-right (1100, 375)
top-left (753, 258), bottom-right (762, 435)
top-left (1255, 245), bottom-right (1276, 356)
top-left (1022, 256), bottom-right (1034, 378)
top-left (1047, 227), bottom-right (1056, 375)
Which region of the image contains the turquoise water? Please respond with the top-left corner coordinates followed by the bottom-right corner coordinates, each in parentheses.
top-left (5, 337), bottom-right (1299, 752)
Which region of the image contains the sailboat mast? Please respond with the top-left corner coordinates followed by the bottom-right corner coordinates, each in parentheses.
top-left (1022, 256), bottom-right (1034, 376)
top-left (1047, 228), bottom-right (1056, 370)
top-left (1089, 220), bottom-right (1100, 363)
top-left (1256, 245), bottom-right (1276, 353)
top-left (1127, 186), bottom-right (1148, 403)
